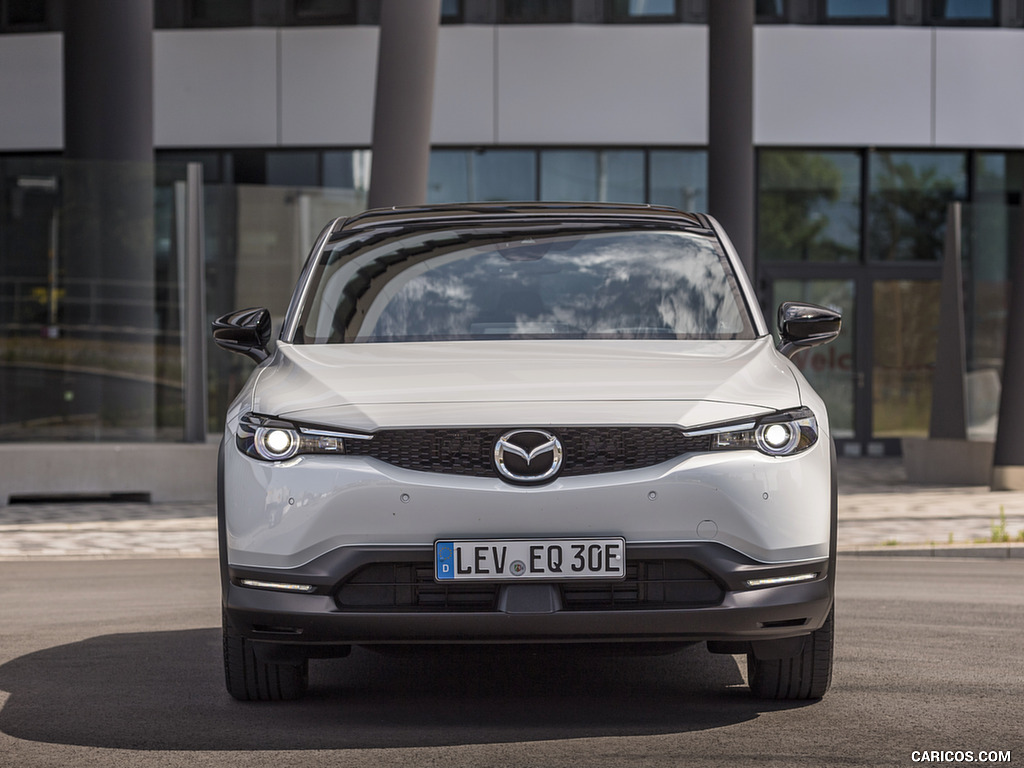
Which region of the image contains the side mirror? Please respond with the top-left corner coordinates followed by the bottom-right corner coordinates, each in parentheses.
top-left (777, 302), bottom-right (841, 359)
top-left (212, 307), bottom-right (272, 363)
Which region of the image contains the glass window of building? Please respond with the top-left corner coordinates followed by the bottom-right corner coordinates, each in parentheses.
top-left (823, 0), bottom-right (892, 22)
top-left (867, 151), bottom-right (968, 261)
top-left (758, 150), bottom-right (861, 263)
top-left (186, 0), bottom-right (253, 26)
top-left (872, 280), bottom-right (941, 439)
top-left (428, 149), bottom-right (537, 203)
top-left (428, 150), bottom-right (471, 203)
top-left (649, 150), bottom-right (707, 212)
top-left (500, 0), bottom-right (573, 23)
top-left (3, 0), bottom-right (47, 27)
top-left (540, 150), bottom-right (644, 203)
top-left (607, 0), bottom-right (680, 21)
top-left (289, 0), bottom-right (357, 24)
top-left (441, 0), bottom-right (463, 21)
top-left (756, 0), bottom-right (787, 22)
top-left (266, 152), bottom-right (319, 187)
top-left (323, 150), bottom-right (371, 193)
top-left (929, 0), bottom-right (996, 24)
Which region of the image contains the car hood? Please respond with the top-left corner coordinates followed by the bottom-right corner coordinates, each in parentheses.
top-left (244, 338), bottom-right (803, 431)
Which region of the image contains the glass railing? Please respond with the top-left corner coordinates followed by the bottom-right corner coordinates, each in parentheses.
top-left (0, 157), bottom-right (368, 442)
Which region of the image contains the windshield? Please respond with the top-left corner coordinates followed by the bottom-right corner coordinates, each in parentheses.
top-left (291, 224), bottom-right (756, 343)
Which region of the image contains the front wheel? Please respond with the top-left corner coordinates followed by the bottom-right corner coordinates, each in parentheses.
top-left (747, 606), bottom-right (834, 700)
top-left (223, 625), bottom-right (309, 701)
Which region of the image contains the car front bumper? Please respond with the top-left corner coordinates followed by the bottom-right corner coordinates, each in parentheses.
top-left (223, 541), bottom-right (834, 654)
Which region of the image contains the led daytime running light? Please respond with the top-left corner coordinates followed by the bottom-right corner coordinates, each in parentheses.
top-left (745, 573), bottom-right (818, 588)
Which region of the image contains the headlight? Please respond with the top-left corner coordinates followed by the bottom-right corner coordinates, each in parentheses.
top-left (236, 413), bottom-right (368, 462)
top-left (696, 407), bottom-right (819, 457)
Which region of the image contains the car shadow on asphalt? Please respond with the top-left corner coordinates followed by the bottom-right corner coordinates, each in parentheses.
top-left (0, 628), bottom-right (816, 750)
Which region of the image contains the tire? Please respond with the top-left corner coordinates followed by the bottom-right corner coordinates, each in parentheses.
top-left (747, 606), bottom-right (834, 700)
top-left (223, 626), bottom-right (309, 701)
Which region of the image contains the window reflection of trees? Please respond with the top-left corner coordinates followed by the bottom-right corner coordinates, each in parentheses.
top-left (360, 232), bottom-right (752, 342)
top-left (868, 152), bottom-right (967, 262)
top-left (758, 150), bottom-right (859, 263)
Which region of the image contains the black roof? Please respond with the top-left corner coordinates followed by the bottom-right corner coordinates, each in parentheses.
top-left (334, 201), bottom-right (708, 233)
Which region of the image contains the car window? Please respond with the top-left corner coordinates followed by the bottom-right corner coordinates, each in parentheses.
top-left (294, 226), bottom-right (755, 343)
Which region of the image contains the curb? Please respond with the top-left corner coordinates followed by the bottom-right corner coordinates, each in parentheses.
top-left (839, 543), bottom-right (1024, 559)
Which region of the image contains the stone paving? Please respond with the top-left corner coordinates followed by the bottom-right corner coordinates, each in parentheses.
top-left (0, 458), bottom-right (1022, 560)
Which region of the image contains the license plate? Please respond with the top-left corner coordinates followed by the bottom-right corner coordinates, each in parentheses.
top-left (434, 538), bottom-right (625, 582)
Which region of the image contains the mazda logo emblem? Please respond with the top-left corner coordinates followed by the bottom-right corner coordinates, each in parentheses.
top-left (493, 429), bottom-right (563, 484)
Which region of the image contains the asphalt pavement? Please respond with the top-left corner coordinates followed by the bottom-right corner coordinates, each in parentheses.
top-left (1, 556), bottom-right (1021, 767)
top-left (0, 457), bottom-right (1022, 560)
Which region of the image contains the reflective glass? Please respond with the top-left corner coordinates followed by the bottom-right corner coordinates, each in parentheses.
top-left (267, 152), bottom-right (319, 187)
top-left (0, 158), bottom-right (190, 441)
top-left (756, 0), bottom-right (785, 20)
top-left (825, 0), bottom-right (891, 18)
top-left (298, 228), bottom-right (755, 343)
top-left (932, 0), bottom-right (995, 21)
top-left (609, 0), bottom-right (678, 17)
top-left (428, 150), bottom-right (470, 203)
top-left (429, 149), bottom-right (537, 203)
top-left (323, 150), bottom-right (371, 194)
top-left (472, 150), bottom-right (537, 202)
top-left (540, 150), bottom-right (644, 203)
top-left (649, 150), bottom-right (707, 212)
top-left (867, 152), bottom-right (967, 261)
top-left (759, 150), bottom-right (861, 262)
top-left (872, 280), bottom-right (941, 438)
top-left (501, 0), bottom-right (572, 22)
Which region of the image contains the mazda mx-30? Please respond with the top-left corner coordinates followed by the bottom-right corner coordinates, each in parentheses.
top-left (213, 202), bottom-right (841, 702)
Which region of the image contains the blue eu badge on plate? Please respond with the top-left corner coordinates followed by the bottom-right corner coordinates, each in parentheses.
top-left (435, 541), bottom-right (455, 580)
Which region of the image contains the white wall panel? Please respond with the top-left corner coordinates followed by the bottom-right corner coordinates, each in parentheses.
top-left (0, 34), bottom-right (62, 150)
top-left (432, 26), bottom-right (496, 144)
top-left (755, 27), bottom-right (933, 146)
top-left (280, 27), bottom-right (378, 146)
top-left (935, 29), bottom-right (1024, 147)
top-left (154, 29), bottom-right (278, 147)
top-left (496, 25), bottom-right (707, 145)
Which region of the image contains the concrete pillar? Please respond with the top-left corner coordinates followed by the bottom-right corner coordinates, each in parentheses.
top-left (992, 203), bottom-right (1024, 489)
top-left (929, 203), bottom-right (968, 440)
top-left (708, 0), bottom-right (755, 276)
top-left (64, 0), bottom-right (154, 164)
top-left (62, 0), bottom-right (157, 438)
top-left (367, 0), bottom-right (441, 210)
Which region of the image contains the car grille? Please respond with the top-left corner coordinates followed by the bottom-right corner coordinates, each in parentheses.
top-left (343, 427), bottom-right (710, 477)
top-left (334, 560), bottom-right (724, 612)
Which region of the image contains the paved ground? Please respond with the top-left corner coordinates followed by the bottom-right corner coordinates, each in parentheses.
top-left (0, 458), bottom-right (1022, 560)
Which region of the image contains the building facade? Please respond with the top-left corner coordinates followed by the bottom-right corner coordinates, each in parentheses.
top-left (1, 0), bottom-right (1022, 458)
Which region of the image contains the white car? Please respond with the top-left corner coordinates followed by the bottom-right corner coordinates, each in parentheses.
top-left (213, 202), bottom-right (841, 702)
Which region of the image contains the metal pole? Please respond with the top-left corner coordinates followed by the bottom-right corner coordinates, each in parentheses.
top-left (992, 203), bottom-right (1024, 488)
top-left (929, 203), bottom-right (968, 440)
top-left (182, 163), bottom-right (208, 443)
top-left (708, 0), bottom-right (756, 277)
top-left (367, 0), bottom-right (441, 210)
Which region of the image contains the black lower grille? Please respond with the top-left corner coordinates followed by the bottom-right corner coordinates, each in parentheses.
top-left (343, 426), bottom-right (709, 478)
top-left (334, 560), bottom-right (724, 612)
top-left (561, 560), bottom-right (723, 610)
